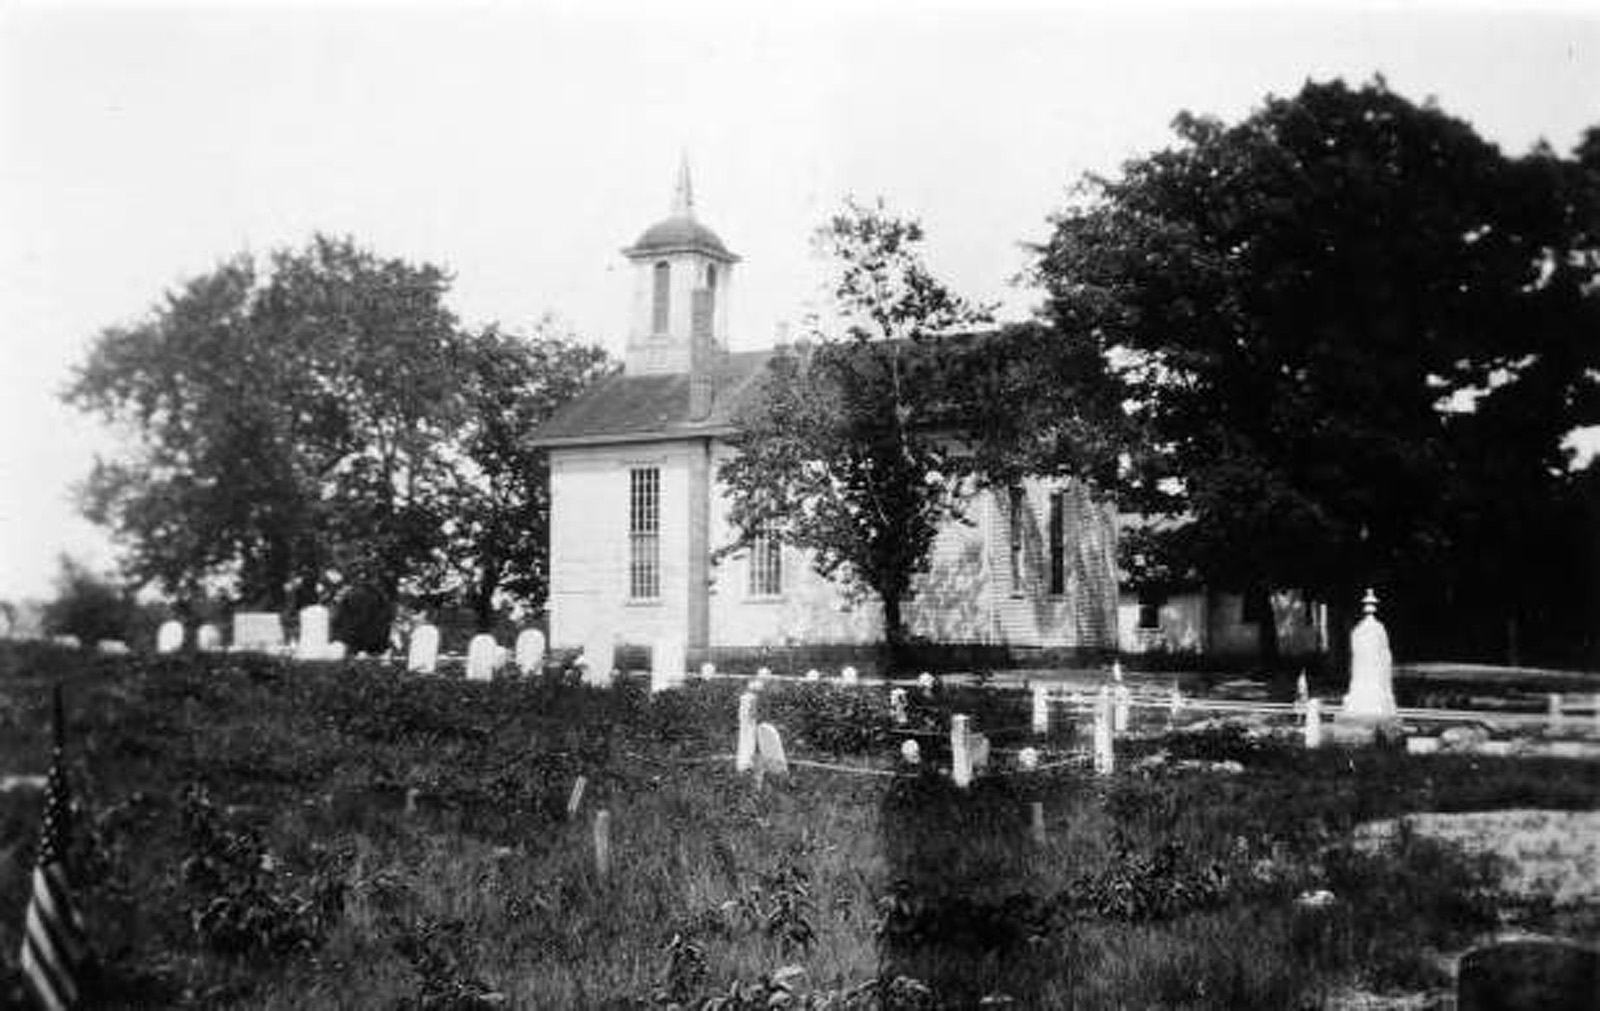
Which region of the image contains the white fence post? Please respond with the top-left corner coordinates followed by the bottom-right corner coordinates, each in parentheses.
top-left (1304, 697), bottom-right (1323, 750)
top-left (736, 692), bottom-right (757, 773)
top-left (1094, 688), bottom-right (1115, 776)
top-left (951, 714), bottom-right (973, 788)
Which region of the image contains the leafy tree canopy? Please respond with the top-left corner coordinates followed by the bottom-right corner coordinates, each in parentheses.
top-left (67, 236), bottom-right (611, 628)
top-left (720, 200), bottom-right (992, 656)
top-left (1032, 78), bottom-right (1600, 660)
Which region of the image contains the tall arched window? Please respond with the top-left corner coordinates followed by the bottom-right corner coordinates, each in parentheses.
top-left (652, 262), bottom-right (670, 334)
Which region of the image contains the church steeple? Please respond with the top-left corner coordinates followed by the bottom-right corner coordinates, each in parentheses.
top-left (672, 153), bottom-right (695, 218)
top-left (623, 161), bottom-right (738, 376)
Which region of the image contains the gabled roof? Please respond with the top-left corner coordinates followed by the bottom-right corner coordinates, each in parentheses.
top-left (530, 348), bottom-right (773, 448)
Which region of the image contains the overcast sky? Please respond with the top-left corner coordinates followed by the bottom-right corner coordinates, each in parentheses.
top-left (2, 0), bottom-right (1596, 602)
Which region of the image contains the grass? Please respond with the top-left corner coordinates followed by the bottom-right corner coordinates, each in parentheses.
top-left (0, 642), bottom-right (1596, 1009)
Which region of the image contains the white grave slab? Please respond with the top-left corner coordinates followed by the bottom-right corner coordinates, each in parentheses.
top-left (407, 624), bottom-right (439, 674)
top-left (466, 633), bottom-right (499, 681)
top-left (736, 692), bottom-right (757, 772)
top-left (96, 639), bottom-right (129, 655)
top-left (651, 637), bottom-right (686, 692)
top-left (296, 605), bottom-right (331, 660)
top-left (515, 628), bottom-right (546, 674)
top-left (156, 620), bottom-right (184, 654)
top-left (196, 623), bottom-right (222, 652)
top-left (232, 612), bottom-right (284, 652)
top-left (581, 630), bottom-right (615, 687)
top-left (756, 722), bottom-right (789, 777)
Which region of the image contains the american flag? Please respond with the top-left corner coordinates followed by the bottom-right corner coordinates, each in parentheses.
top-left (18, 685), bottom-right (89, 1011)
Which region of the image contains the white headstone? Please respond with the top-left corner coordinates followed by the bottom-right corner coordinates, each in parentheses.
top-left (1112, 660), bottom-right (1124, 682)
top-left (755, 666), bottom-right (772, 681)
top-left (756, 722), bottom-right (789, 777)
top-left (917, 672), bottom-right (935, 695)
top-left (407, 624), bottom-right (439, 674)
top-left (840, 665), bottom-right (859, 684)
top-left (580, 630), bottom-right (614, 687)
top-left (699, 661), bottom-right (717, 679)
top-left (96, 639), bottom-right (129, 655)
top-left (1342, 589), bottom-right (1396, 719)
top-left (1296, 671), bottom-right (1309, 705)
top-left (951, 714), bottom-right (973, 788)
top-left (1114, 684), bottom-right (1132, 733)
top-left (466, 633), bottom-right (499, 681)
top-left (1094, 687), bottom-right (1115, 775)
top-left (515, 628), bottom-right (545, 674)
top-left (196, 623), bottom-right (222, 652)
top-left (736, 692), bottom-right (757, 772)
top-left (1304, 697), bottom-right (1323, 749)
top-left (326, 640), bottom-right (347, 662)
top-left (969, 732), bottom-right (991, 772)
top-left (804, 668), bottom-right (821, 681)
top-left (232, 612), bottom-right (284, 652)
top-left (50, 634), bottom-right (81, 649)
top-left (1032, 686), bottom-right (1050, 734)
top-left (889, 688), bottom-right (908, 726)
top-left (156, 620), bottom-right (184, 654)
top-left (651, 637), bottom-right (686, 692)
top-left (901, 739), bottom-right (921, 764)
top-left (1019, 746), bottom-right (1040, 770)
top-left (296, 605), bottom-right (330, 660)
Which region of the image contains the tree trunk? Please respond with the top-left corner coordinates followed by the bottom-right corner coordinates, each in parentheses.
top-left (473, 561), bottom-right (501, 633)
top-left (882, 593), bottom-right (906, 675)
top-left (1247, 584), bottom-right (1280, 670)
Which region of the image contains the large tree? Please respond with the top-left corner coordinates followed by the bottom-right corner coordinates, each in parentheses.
top-left (719, 200), bottom-right (991, 662)
top-left (67, 235), bottom-right (609, 631)
top-left (1032, 79), bottom-right (1600, 662)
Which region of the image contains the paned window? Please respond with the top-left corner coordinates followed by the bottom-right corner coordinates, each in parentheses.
top-left (629, 468), bottom-right (660, 599)
top-left (748, 526), bottom-right (782, 597)
top-left (1047, 491), bottom-right (1066, 596)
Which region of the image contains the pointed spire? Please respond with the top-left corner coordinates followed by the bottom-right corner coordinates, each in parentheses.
top-left (672, 152), bottom-right (695, 219)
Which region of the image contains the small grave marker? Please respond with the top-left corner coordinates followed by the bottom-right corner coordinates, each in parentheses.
top-left (156, 620), bottom-right (184, 654)
top-left (196, 623), bottom-right (222, 652)
top-left (951, 714), bottom-right (973, 788)
top-left (232, 612), bottom-right (284, 652)
top-left (889, 688), bottom-right (908, 726)
top-left (1032, 686), bottom-right (1049, 734)
top-left (593, 809), bottom-right (612, 882)
top-left (515, 628), bottom-right (546, 675)
top-left (466, 634), bottom-right (498, 680)
top-left (296, 605), bottom-right (330, 660)
top-left (1304, 697), bottom-right (1323, 750)
top-left (652, 637), bottom-right (686, 693)
top-left (840, 665), bottom-right (858, 684)
top-left (1113, 683), bottom-right (1131, 733)
top-left (736, 692), bottom-right (757, 772)
top-left (756, 722), bottom-right (789, 777)
top-left (1094, 688), bottom-right (1114, 775)
top-left (407, 624), bottom-right (439, 674)
top-left (901, 740), bottom-right (920, 764)
top-left (566, 775), bottom-right (588, 820)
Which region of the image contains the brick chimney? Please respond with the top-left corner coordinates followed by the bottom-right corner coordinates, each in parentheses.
top-left (688, 288), bottom-right (715, 421)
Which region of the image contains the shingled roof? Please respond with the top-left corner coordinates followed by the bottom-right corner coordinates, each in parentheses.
top-left (530, 348), bottom-right (774, 447)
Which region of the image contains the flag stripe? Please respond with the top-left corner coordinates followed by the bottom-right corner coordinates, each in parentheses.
top-left (38, 866), bottom-right (88, 954)
top-left (28, 892), bottom-right (86, 986)
top-left (22, 929), bottom-right (73, 1011)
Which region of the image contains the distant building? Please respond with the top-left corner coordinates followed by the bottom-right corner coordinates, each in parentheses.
top-left (530, 166), bottom-right (1121, 663)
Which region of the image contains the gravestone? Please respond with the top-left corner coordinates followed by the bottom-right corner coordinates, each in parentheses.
top-left (699, 661), bottom-right (716, 679)
top-left (804, 668), bottom-right (821, 681)
top-left (1114, 684), bottom-right (1132, 732)
top-left (736, 692), bottom-right (757, 772)
top-left (1457, 937), bottom-right (1598, 1011)
top-left (901, 739), bottom-right (921, 764)
top-left (1094, 687), bottom-right (1115, 775)
top-left (515, 629), bottom-right (545, 675)
top-left (756, 722), bottom-right (789, 777)
top-left (156, 620), bottom-right (184, 654)
top-left (1341, 589), bottom-right (1397, 722)
top-left (297, 605), bottom-right (331, 660)
top-left (326, 640), bottom-right (347, 662)
top-left (50, 635), bottom-right (81, 649)
top-left (950, 714), bottom-right (973, 788)
top-left (580, 629), bottom-right (615, 687)
top-left (917, 672), bottom-right (935, 696)
top-left (232, 612), bottom-right (284, 652)
top-left (1018, 746), bottom-right (1039, 770)
top-left (840, 665), bottom-right (858, 684)
top-left (889, 688), bottom-right (908, 726)
top-left (1303, 697), bottom-right (1323, 749)
top-left (196, 623), bottom-right (222, 652)
top-left (651, 637), bottom-right (685, 692)
top-left (969, 731), bottom-right (991, 773)
top-left (407, 624), bottom-right (439, 674)
top-left (466, 634), bottom-right (498, 681)
top-left (96, 639), bottom-right (129, 655)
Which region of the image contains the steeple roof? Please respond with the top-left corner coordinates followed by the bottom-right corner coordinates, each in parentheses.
top-left (623, 159), bottom-right (739, 263)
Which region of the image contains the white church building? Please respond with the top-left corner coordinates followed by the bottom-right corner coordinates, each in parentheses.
top-left (531, 169), bottom-right (1318, 668)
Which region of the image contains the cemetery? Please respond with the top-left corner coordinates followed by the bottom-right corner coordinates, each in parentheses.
top-left (0, 594), bottom-right (1596, 1009)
